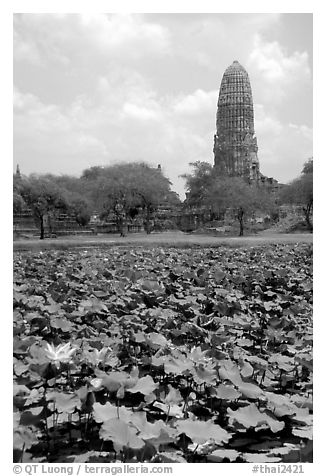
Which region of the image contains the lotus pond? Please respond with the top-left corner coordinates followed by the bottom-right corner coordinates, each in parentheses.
top-left (13, 243), bottom-right (313, 463)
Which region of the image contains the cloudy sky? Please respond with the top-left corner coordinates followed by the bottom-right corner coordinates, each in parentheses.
top-left (13, 13), bottom-right (312, 197)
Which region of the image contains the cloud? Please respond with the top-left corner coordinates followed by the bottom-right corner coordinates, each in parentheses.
top-left (14, 88), bottom-right (108, 173)
top-left (254, 104), bottom-right (312, 182)
top-left (14, 14), bottom-right (171, 66)
top-left (122, 102), bottom-right (161, 121)
top-left (79, 14), bottom-right (170, 55)
top-left (14, 81), bottom-right (219, 197)
top-left (13, 30), bottom-right (41, 65)
top-left (14, 71), bottom-right (312, 196)
top-left (13, 14), bottom-right (312, 197)
top-left (255, 104), bottom-right (283, 135)
top-left (248, 34), bottom-right (311, 103)
top-left (165, 14), bottom-right (282, 71)
top-left (289, 123), bottom-right (313, 141)
top-left (249, 34), bottom-right (310, 82)
top-left (173, 89), bottom-right (218, 116)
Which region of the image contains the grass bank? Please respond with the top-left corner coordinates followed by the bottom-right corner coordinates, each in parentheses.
top-left (13, 231), bottom-right (313, 252)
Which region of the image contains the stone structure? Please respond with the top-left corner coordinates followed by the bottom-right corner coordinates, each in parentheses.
top-left (213, 60), bottom-right (260, 182)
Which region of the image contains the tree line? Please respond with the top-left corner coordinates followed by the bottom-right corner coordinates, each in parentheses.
top-left (182, 157), bottom-right (313, 235)
top-left (13, 158), bottom-right (313, 239)
top-left (279, 158), bottom-right (313, 231)
top-left (13, 162), bottom-right (180, 239)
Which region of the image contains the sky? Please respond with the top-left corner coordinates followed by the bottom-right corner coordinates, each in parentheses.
top-left (13, 13), bottom-right (313, 198)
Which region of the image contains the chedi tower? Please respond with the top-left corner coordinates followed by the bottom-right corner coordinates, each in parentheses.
top-left (213, 60), bottom-right (260, 182)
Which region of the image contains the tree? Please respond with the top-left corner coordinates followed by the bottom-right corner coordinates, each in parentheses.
top-left (90, 166), bottom-right (138, 236)
top-left (51, 174), bottom-right (88, 196)
top-left (40, 174), bottom-right (93, 227)
top-left (66, 194), bottom-right (92, 227)
top-left (204, 176), bottom-right (275, 236)
top-left (182, 161), bottom-right (276, 235)
top-left (181, 161), bottom-right (215, 207)
top-left (82, 162), bottom-right (177, 236)
top-left (81, 166), bottom-right (105, 183)
top-left (13, 192), bottom-right (25, 215)
top-left (302, 157), bottom-right (313, 175)
top-left (16, 176), bottom-right (69, 239)
top-left (124, 163), bottom-right (176, 234)
top-left (279, 158), bottom-right (313, 232)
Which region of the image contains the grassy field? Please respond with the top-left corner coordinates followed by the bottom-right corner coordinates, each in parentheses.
top-left (13, 230), bottom-right (313, 252)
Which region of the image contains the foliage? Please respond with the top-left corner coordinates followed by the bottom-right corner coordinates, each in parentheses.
top-left (44, 176), bottom-right (92, 226)
top-left (301, 158), bottom-right (313, 175)
top-left (81, 166), bottom-right (106, 183)
top-left (279, 159), bottom-right (313, 232)
top-left (82, 162), bottom-right (179, 235)
top-left (40, 174), bottom-right (86, 197)
top-left (13, 243), bottom-right (312, 463)
top-left (182, 162), bottom-right (276, 235)
top-left (13, 163), bottom-right (178, 235)
top-left (13, 192), bottom-right (25, 215)
top-left (181, 161), bottom-right (215, 207)
top-left (65, 194), bottom-right (92, 227)
top-left (204, 176), bottom-right (275, 235)
top-left (14, 173), bottom-right (92, 231)
top-left (15, 176), bottom-right (69, 239)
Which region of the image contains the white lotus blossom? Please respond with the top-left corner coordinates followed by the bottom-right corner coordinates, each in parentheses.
top-left (84, 346), bottom-right (114, 366)
top-left (90, 378), bottom-right (103, 390)
top-left (44, 342), bottom-right (76, 367)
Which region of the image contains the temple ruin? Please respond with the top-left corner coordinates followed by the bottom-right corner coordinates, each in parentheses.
top-left (214, 60), bottom-right (262, 183)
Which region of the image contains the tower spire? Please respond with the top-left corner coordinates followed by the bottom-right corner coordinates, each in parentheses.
top-left (213, 60), bottom-right (260, 182)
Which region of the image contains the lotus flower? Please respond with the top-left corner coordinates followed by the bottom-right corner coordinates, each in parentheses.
top-left (84, 346), bottom-right (114, 367)
top-left (90, 378), bottom-right (103, 390)
top-left (44, 342), bottom-right (76, 367)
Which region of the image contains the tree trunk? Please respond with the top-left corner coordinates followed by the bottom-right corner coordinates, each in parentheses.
top-left (113, 201), bottom-right (127, 237)
top-left (303, 201), bottom-right (313, 232)
top-left (117, 215), bottom-right (127, 237)
top-left (40, 216), bottom-right (45, 240)
top-left (121, 224), bottom-right (127, 237)
top-left (48, 213), bottom-right (54, 235)
top-left (145, 209), bottom-right (151, 234)
top-left (239, 219), bottom-right (244, 236)
top-left (117, 219), bottom-right (125, 237)
top-left (238, 207), bottom-right (244, 236)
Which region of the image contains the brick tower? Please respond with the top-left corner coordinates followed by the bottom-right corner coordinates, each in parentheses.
top-left (213, 60), bottom-right (260, 182)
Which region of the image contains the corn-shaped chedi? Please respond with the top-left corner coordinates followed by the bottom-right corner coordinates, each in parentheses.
top-left (214, 60), bottom-right (260, 183)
